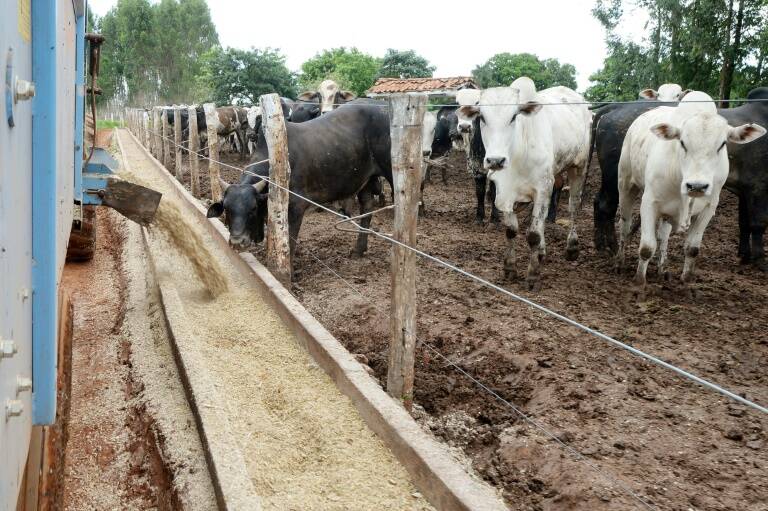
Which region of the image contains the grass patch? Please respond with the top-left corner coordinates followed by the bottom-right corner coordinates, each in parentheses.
top-left (96, 119), bottom-right (123, 129)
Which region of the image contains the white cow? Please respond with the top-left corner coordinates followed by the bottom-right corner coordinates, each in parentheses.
top-left (458, 77), bottom-right (591, 288)
top-left (297, 79), bottom-right (356, 114)
top-left (617, 91), bottom-right (765, 291)
top-left (639, 83), bottom-right (689, 102)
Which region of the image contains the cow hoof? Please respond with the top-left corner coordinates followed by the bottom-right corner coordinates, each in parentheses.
top-left (565, 246), bottom-right (579, 261)
top-left (350, 249), bottom-right (365, 259)
top-left (526, 277), bottom-right (541, 292)
top-left (661, 271), bottom-right (671, 282)
top-left (754, 258), bottom-right (768, 272)
top-left (474, 216), bottom-right (484, 225)
top-left (503, 268), bottom-right (517, 281)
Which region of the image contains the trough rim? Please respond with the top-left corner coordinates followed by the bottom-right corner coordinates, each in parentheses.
top-left (119, 128), bottom-right (509, 511)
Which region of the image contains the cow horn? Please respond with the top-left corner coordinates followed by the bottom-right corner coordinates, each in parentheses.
top-left (218, 177), bottom-right (230, 193)
top-left (253, 180), bottom-right (267, 193)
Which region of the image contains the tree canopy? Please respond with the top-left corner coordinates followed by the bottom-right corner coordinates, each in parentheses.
top-left (195, 47), bottom-right (297, 105)
top-left (299, 47), bottom-right (381, 96)
top-left (377, 49), bottom-right (435, 78)
top-left (98, 0), bottom-right (218, 105)
top-left (472, 53), bottom-right (577, 90)
top-left (587, 0), bottom-right (768, 104)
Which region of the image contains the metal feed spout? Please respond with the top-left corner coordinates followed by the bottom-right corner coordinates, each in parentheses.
top-left (82, 147), bottom-right (162, 225)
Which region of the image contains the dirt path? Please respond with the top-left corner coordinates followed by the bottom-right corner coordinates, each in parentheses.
top-left (61, 209), bottom-right (174, 509)
top-left (117, 129), bottom-right (434, 511)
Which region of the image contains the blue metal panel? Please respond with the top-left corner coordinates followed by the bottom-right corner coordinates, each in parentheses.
top-left (31, 0), bottom-right (59, 425)
top-left (74, 12), bottom-right (85, 202)
top-left (1, 0), bottom-right (34, 505)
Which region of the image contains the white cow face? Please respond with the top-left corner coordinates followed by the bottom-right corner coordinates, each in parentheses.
top-left (639, 83), bottom-right (690, 102)
top-left (651, 94), bottom-right (766, 198)
top-left (455, 88), bottom-right (481, 134)
top-left (458, 78), bottom-right (542, 171)
top-left (421, 111), bottom-right (438, 159)
top-left (246, 106), bottom-right (261, 129)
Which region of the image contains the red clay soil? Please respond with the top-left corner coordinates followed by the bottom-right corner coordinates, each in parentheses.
top-left (165, 144), bottom-right (767, 511)
top-left (61, 209), bottom-right (176, 510)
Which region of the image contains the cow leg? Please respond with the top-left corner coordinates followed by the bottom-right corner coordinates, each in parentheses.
top-left (634, 196), bottom-right (658, 292)
top-left (420, 164), bottom-right (429, 217)
top-left (617, 185), bottom-right (640, 271)
top-left (737, 194), bottom-right (752, 263)
top-left (288, 203), bottom-right (308, 266)
top-left (565, 165), bottom-right (586, 261)
top-left (546, 183), bottom-right (561, 224)
top-left (749, 194), bottom-right (767, 270)
top-left (682, 196), bottom-right (719, 285)
top-left (502, 211), bottom-right (519, 281)
top-left (656, 220), bottom-right (673, 280)
top-left (526, 186), bottom-right (551, 290)
top-left (425, 165), bottom-right (432, 183)
top-left (441, 166), bottom-right (448, 185)
top-left (474, 174), bottom-right (487, 224)
top-left (489, 182), bottom-right (501, 224)
top-left (352, 183), bottom-right (377, 258)
top-left (594, 164), bottom-right (620, 254)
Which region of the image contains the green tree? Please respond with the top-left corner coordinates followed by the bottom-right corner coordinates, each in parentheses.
top-left (96, 0), bottom-right (219, 105)
top-left (299, 48), bottom-right (381, 96)
top-left (585, 39), bottom-right (656, 101)
top-left (377, 49), bottom-right (435, 78)
top-left (196, 47), bottom-right (297, 105)
top-left (472, 52), bottom-right (577, 90)
top-left (590, 0), bottom-right (768, 104)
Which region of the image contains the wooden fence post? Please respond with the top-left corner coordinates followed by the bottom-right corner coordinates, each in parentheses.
top-left (173, 106), bottom-right (183, 181)
top-left (260, 93), bottom-right (292, 285)
top-left (386, 93), bottom-right (427, 411)
top-left (188, 105), bottom-right (201, 197)
top-left (162, 108), bottom-right (171, 169)
top-left (143, 110), bottom-right (150, 148)
top-left (203, 103), bottom-right (222, 202)
top-left (153, 107), bottom-right (162, 160)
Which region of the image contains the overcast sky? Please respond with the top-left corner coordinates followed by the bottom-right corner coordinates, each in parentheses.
top-left (88, 0), bottom-right (648, 92)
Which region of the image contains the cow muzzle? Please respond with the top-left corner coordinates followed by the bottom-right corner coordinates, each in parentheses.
top-left (228, 234), bottom-right (252, 250)
top-left (458, 123), bottom-right (472, 134)
top-left (485, 156), bottom-right (506, 171)
top-left (685, 181), bottom-right (710, 197)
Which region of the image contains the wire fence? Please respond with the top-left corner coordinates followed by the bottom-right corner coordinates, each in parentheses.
top-left (135, 121), bottom-right (767, 416)
top-left (126, 115), bottom-right (767, 509)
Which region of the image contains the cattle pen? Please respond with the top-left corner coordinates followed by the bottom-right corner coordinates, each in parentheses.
top-left (123, 91), bottom-right (768, 511)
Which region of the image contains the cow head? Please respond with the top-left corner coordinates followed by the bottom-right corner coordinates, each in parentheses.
top-left (421, 111), bottom-right (438, 159)
top-left (437, 108), bottom-right (463, 151)
top-left (639, 83), bottom-right (690, 102)
top-left (299, 80), bottom-right (356, 115)
top-left (206, 177), bottom-right (269, 250)
top-left (458, 77), bottom-right (542, 172)
top-left (651, 91), bottom-right (766, 198)
top-left (455, 88), bottom-right (481, 134)
top-left (290, 98), bottom-right (321, 122)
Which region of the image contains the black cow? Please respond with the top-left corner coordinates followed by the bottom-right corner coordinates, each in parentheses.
top-left (288, 99), bottom-right (321, 123)
top-left (206, 100), bottom-right (392, 258)
top-left (720, 87), bottom-right (768, 270)
top-left (592, 99), bottom-right (677, 252)
top-left (592, 87), bottom-right (768, 271)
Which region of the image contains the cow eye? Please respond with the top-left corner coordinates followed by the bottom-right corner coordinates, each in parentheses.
top-left (680, 140), bottom-right (687, 152)
top-left (717, 140), bottom-right (727, 152)
top-left (510, 114), bottom-right (518, 124)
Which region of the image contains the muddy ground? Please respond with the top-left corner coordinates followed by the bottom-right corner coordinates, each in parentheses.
top-left (165, 141), bottom-right (767, 511)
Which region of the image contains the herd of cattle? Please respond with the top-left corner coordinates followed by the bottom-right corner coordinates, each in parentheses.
top-left (149, 78), bottom-right (768, 293)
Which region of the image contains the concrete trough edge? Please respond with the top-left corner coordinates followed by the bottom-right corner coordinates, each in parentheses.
top-left (122, 129), bottom-right (508, 511)
top-left (118, 131), bottom-right (261, 511)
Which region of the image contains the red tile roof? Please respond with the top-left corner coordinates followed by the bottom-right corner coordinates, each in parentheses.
top-left (367, 77), bottom-right (478, 95)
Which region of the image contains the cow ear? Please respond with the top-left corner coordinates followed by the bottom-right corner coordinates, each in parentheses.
top-left (310, 106), bottom-right (320, 116)
top-left (207, 202), bottom-right (224, 218)
top-left (339, 91), bottom-right (356, 101)
top-left (650, 123), bottom-right (681, 140)
top-left (298, 91), bottom-right (319, 101)
top-left (727, 123), bottom-right (767, 144)
top-left (253, 180), bottom-right (267, 193)
top-left (519, 101), bottom-right (542, 115)
top-left (639, 89), bottom-right (659, 100)
top-left (678, 89), bottom-right (692, 100)
top-left (457, 105), bottom-right (480, 120)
